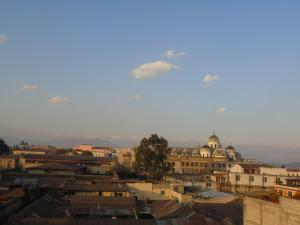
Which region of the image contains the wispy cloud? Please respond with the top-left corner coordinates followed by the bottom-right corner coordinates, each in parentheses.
top-left (216, 107), bottom-right (226, 113)
top-left (48, 96), bottom-right (69, 104)
top-left (164, 49), bottom-right (186, 58)
top-left (203, 74), bottom-right (219, 88)
top-left (0, 34), bottom-right (7, 45)
top-left (132, 61), bottom-right (178, 79)
top-left (20, 84), bottom-right (40, 92)
top-left (129, 94), bottom-right (142, 101)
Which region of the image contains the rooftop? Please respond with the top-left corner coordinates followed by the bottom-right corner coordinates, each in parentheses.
top-left (28, 162), bottom-right (86, 171)
top-left (64, 182), bottom-right (128, 192)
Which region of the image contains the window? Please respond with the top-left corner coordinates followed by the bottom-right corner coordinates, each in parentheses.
top-left (236, 175), bottom-right (240, 181)
top-left (249, 176), bottom-right (254, 182)
top-left (186, 162), bottom-right (189, 166)
top-left (211, 163), bottom-right (214, 168)
top-left (161, 190), bottom-right (165, 196)
top-left (263, 177), bottom-right (267, 183)
top-left (288, 191), bottom-right (292, 198)
top-left (182, 162), bottom-right (184, 166)
top-left (206, 183), bottom-right (211, 187)
top-left (191, 162), bottom-right (194, 167)
top-left (204, 163), bottom-right (208, 168)
top-left (195, 162), bottom-right (198, 167)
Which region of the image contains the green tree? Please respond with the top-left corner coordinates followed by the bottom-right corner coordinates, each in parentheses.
top-left (0, 138), bottom-right (11, 155)
top-left (135, 134), bottom-right (172, 181)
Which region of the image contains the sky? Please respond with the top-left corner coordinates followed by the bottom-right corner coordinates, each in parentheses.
top-left (0, 1), bottom-right (300, 162)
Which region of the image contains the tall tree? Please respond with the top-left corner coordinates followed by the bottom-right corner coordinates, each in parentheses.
top-left (135, 134), bottom-right (171, 181)
top-left (0, 138), bottom-right (11, 155)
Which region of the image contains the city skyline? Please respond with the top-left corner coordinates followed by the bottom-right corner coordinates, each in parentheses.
top-left (1, 1), bottom-right (300, 162)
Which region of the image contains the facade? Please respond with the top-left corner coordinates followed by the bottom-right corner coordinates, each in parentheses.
top-left (0, 156), bottom-right (20, 170)
top-left (167, 132), bottom-right (243, 174)
top-left (64, 182), bottom-right (130, 197)
top-left (12, 148), bottom-right (49, 156)
top-left (115, 148), bottom-right (134, 168)
top-left (20, 154), bottom-right (115, 175)
top-left (274, 178), bottom-right (300, 198)
top-left (228, 164), bottom-right (300, 193)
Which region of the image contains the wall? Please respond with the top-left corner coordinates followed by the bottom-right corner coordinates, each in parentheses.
top-left (170, 190), bottom-right (192, 204)
top-left (127, 182), bottom-right (170, 200)
top-left (244, 196), bottom-right (300, 225)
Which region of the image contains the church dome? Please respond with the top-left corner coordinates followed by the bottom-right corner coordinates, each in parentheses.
top-left (208, 133), bottom-right (220, 149)
top-left (226, 145), bottom-right (236, 151)
top-left (202, 145), bottom-right (210, 149)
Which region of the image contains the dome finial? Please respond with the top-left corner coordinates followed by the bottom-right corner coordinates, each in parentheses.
top-left (212, 129), bottom-right (215, 135)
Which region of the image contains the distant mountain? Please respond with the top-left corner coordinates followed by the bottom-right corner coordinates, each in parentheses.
top-left (286, 162), bottom-right (300, 169)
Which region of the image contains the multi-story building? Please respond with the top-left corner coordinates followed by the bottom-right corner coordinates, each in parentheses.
top-left (167, 132), bottom-right (243, 174)
top-left (228, 163), bottom-right (300, 193)
top-left (274, 177), bottom-right (300, 198)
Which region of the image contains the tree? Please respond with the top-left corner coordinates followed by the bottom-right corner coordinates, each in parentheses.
top-left (0, 138), bottom-right (11, 155)
top-left (135, 134), bottom-right (172, 181)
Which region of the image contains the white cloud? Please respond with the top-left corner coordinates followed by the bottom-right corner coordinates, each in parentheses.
top-left (202, 74), bottom-right (219, 87)
top-left (0, 34), bottom-right (7, 45)
top-left (48, 96), bottom-right (69, 104)
top-left (132, 61), bottom-right (178, 79)
top-left (164, 49), bottom-right (186, 58)
top-left (129, 94), bottom-right (142, 101)
top-left (216, 107), bottom-right (226, 113)
top-left (20, 84), bottom-right (40, 92)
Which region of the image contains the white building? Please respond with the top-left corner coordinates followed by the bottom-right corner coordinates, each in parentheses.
top-left (228, 163), bottom-right (300, 192)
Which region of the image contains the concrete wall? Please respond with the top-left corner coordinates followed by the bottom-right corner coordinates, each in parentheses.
top-left (170, 190), bottom-right (192, 204)
top-left (244, 196), bottom-right (300, 225)
top-left (127, 182), bottom-right (170, 200)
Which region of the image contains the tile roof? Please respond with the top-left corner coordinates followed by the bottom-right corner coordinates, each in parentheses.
top-left (151, 200), bottom-right (194, 219)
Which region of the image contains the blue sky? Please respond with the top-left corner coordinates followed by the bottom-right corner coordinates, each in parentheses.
top-left (1, 1), bottom-right (300, 155)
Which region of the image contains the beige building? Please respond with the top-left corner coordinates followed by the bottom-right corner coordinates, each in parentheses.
top-left (0, 156), bottom-right (20, 170)
top-left (167, 132), bottom-right (243, 174)
top-left (244, 196), bottom-right (300, 225)
top-left (274, 178), bottom-right (300, 198)
top-left (20, 154), bottom-right (115, 175)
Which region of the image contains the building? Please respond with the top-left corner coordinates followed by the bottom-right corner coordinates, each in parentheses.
top-left (20, 154), bottom-right (115, 175)
top-left (64, 182), bottom-right (130, 197)
top-left (274, 178), bottom-right (300, 198)
top-left (27, 162), bottom-right (86, 175)
top-left (73, 144), bottom-right (113, 157)
top-left (167, 132), bottom-right (243, 174)
top-left (228, 163), bottom-right (300, 193)
top-left (244, 196), bottom-right (300, 225)
top-left (12, 148), bottom-right (49, 156)
top-left (115, 148), bottom-right (134, 168)
top-left (0, 156), bottom-right (20, 170)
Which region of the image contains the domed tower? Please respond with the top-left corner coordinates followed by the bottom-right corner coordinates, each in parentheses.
top-left (208, 132), bottom-right (220, 149)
